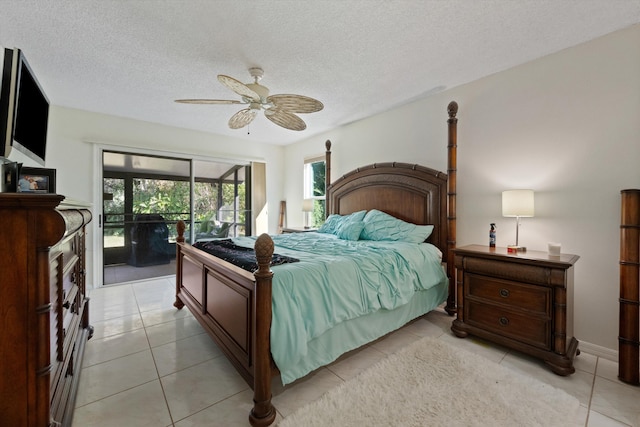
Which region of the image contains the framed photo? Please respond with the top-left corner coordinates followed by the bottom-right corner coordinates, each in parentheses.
top-left (17, 166), bottom-right (56, 194)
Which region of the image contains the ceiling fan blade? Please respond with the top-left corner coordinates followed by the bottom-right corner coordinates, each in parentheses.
top-left (175, 99), bottom-right (242, 104)
top-left (266, 94), bottom-right (324, 113)
top-left (218, 75), bottom-right (261, 102)
top-left (228, 108), bottom-right (258, 129)
top-left (264, 109), bottom-right (306, 131)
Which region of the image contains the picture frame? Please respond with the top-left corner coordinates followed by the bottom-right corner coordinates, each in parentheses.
top-left (17, 166), bottom-right (56, 194)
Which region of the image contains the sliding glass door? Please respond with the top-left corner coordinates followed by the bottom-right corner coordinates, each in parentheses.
top-left (102, 151), bottom-right (250, 285)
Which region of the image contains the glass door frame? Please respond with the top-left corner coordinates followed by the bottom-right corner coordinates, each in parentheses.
top-left (98, 147), bottom-right (251, 287)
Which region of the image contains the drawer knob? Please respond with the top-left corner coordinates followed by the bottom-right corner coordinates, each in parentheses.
top-left (62, 301), bottom-right (71, 309)
top-left (499, 317), bottom-right (509, 326)
top-left (499, 288), bottom-right (510, 298)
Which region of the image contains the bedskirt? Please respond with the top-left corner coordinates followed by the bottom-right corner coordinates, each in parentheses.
top-left (278, 279), bottom-right (448, 384)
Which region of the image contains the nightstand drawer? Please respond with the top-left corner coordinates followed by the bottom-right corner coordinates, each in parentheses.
top-left (466, 301), bottom-right (551, 350)
top-left (467, 273), bottom-right (550, 314)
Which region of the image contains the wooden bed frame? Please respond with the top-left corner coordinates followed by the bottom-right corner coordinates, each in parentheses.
top-left (173, 101), bottom-right (459, 426)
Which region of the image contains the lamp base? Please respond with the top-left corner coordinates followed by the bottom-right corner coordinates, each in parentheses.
top-left (507, 245), bottom-right (527, 253)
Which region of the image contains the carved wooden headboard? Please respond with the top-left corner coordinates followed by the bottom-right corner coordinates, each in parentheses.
top-left (322, 101), bottom-right (458, 282)
top-left (326, 163), bottom-right (448, 255)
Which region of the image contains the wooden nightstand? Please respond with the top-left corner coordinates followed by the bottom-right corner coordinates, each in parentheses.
top-left (451, 244), bottom-right (580, 375)
top-left (281, 227), bottom-right (318, 233)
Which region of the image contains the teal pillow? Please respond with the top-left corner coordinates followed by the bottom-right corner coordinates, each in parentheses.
top-left (360, 209), bottom-right (434, 243)
top-left (317, 210), bottom-right (367, 238)
top-left (336, 220), bottom-right (365, 241)
top-left (345, 209), bottom-right (366, 223)
top-left (317, 214), bottom-right (343, 234)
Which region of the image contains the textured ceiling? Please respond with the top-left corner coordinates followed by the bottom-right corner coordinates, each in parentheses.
top-left (1, 1), bottom-right (639, 145)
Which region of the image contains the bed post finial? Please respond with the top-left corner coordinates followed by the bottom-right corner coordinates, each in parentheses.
top-left (254, 233), bottom-right (274, 272)
top-left (448, 101), bottom-right (458, 118)
top-left (176, 220), bottom-right (185, 244)
top-left (251, 234), bottom-right (277, 427)
top-left (445, 101), bottom-right (458, 316)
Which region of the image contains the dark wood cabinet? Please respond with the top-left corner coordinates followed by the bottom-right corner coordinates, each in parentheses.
top-left (0, 194), bottom-right (92, 426)
top-left (451, 244), bottom-right (579, 375)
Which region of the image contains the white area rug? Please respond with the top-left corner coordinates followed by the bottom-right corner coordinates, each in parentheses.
top-left (278, 337), bottom-right (580, 427)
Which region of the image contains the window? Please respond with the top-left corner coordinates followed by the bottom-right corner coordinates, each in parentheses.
top-left (303, 156), bottom-right (326, 227)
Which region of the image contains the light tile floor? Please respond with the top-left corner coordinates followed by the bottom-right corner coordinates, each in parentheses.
top-left (73, 276), bottom-right (640, 427)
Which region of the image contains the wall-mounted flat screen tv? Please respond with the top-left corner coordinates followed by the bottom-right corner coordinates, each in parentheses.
top-left (0, 48), bottom-right (50, 166)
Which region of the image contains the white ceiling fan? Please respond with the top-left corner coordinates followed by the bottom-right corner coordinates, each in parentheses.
top-left (175, 67), bottom-right (323, 131)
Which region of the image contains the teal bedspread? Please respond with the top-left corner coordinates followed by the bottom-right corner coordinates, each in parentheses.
top-left (233, 232), bottom-right (448, 384)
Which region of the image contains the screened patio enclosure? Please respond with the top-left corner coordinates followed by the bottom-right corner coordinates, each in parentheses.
top-left (102, 151), bottom-right (251, 285)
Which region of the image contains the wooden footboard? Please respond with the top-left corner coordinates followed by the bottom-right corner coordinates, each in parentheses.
top-left (174, 221), bottom-right (277, 426)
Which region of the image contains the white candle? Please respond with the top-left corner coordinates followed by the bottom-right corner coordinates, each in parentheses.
top-left (548, 242), bottom-right (561, 256)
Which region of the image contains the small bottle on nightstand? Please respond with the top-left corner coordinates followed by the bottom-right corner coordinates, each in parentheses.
top-left (489, 223), bottom-right (496, 248)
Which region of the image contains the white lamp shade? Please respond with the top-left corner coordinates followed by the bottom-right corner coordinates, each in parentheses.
top-left (502, 190), bottom-right (534, 217)
top-left (302, 198), bottom-right (314, 212)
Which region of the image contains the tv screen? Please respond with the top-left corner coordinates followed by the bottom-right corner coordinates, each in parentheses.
top-left (0, 48), bottom-right (49, 166)
top-left (0, 49), bottom-right (15, 159)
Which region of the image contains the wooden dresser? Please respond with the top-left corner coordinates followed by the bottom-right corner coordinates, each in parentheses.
top-left (451, 244), bottom-right (579, 375)
top-left (0, 194), bottom-right (93, 426)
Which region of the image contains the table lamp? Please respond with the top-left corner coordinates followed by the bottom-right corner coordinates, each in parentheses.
top-left (302, 198), bottom-right (314, 229)
top-left (502, 189), bottom-right (534, 252)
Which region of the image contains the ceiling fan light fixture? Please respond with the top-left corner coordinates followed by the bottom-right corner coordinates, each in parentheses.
top-left (177, 67), bottom-right (322, 131)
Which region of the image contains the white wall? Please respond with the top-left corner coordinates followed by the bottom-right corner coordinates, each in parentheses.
top-left (284, 24), bottom-right (640, 354)
top-left (6, 106), bottom-right (285, 289)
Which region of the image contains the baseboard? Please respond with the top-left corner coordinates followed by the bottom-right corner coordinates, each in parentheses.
top-left (579, 340), bottom-right (618, 362)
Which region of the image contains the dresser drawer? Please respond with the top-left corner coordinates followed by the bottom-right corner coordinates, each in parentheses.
top-left (466, 300), bottom-right (551, 350)
top-left (467, 273), bottom-right (550, 314)
top-left (62, 293), bottom-right (81, 354)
